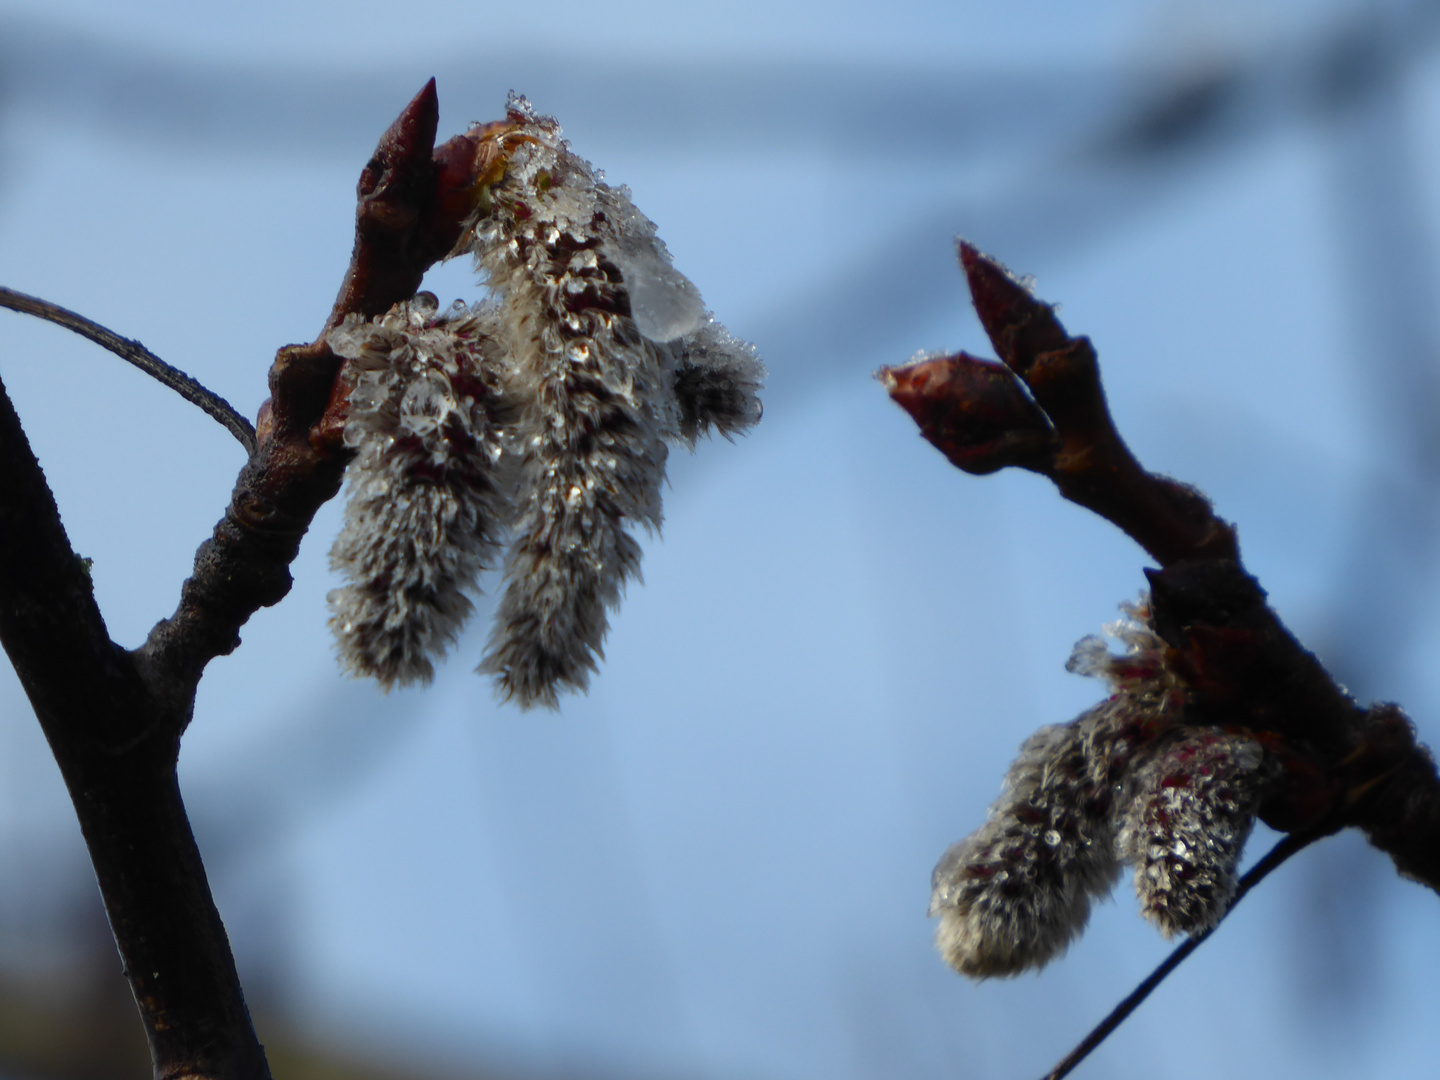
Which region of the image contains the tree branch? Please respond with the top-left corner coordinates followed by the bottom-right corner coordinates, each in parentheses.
top-left (0, 79), bottom-right (491, 1080)
top-left (139, 76), bottom-right (480, 693)
top-left (882, 241), bottom-right (1440, 898)
top-left (0, 287), bottom-right (257, 455)
top-left (0, 367), bottom-right (266, 1079)
top-left (882, 242), bottom-right (1440, 1078)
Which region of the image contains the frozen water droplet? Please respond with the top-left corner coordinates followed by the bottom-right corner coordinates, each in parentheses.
top-left (609, 238), bottom-right (706, 342)
top-left (1043, 829), bottom-right (1062, 847)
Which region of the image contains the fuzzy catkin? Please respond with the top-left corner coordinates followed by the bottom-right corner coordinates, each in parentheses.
top-left (930, 717), bottom-right (1121, 978)
top-left (325, 96), bottom-right (763, 707)
top-left (1117, 728), bottom-right (1270, 937)
top-left (669, 319), bottom-right (766, 445)
top-left (459, 95), bottom-right (763, 708)
top-left (929, 595), bottom-right (1277, 977)
top-left (326, 296), bottom-right (512, 688)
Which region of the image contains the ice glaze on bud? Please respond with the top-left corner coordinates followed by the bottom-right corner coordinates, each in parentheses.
top-left (327, 295), bottom-right (513, 688)
top-left (1065, 598), bottom-right (1182, 714)
top-left (1118, 728), bottom-right (1270, 937)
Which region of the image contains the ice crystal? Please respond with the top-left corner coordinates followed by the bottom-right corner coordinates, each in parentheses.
top-left (328, 95), bottom-right (763, 708)
top-left (1065, 598), bottom-right (1181, 714)
top-left (327, 295), bottom-right (514, 688)
top-left (930, 595), bottom-right (1275, 976)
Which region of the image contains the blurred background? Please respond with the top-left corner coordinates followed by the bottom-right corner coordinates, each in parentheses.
top-left (1, 0), bottom-right (1439, 1077)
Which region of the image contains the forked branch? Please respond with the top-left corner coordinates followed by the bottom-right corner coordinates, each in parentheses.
top-left (882, 241), bottom-right (1440, 1074)
top-left (0, 79), bottom-right (488, 1080)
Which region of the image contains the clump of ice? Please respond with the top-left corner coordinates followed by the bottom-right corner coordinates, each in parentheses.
top-left (608, 236), bottom-right (707, 342)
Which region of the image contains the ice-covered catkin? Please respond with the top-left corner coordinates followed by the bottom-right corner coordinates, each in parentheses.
top-left (458, 95), bottom-right (762, 707)
top-left (327, 296), bottom-right (513, 688)
top-left (931, 595), bottom-right (1190, 978)
top-left (669, 319), bottom-right (766, 445)
top-left (929, 716), bottom-right (1121, 978)
top-left (1118, 729), bottom-right (1270, 937)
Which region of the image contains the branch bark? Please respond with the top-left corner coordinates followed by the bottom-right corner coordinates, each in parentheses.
top-left (882, 241), bottom-right (1440, 896)
top-left (0, 79), bottom-right (489, 1080)
top-left (0, 287), bottom-right (256, 454)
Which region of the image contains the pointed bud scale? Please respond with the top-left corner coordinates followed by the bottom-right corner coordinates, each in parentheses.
top-left (1118, 728), bottom-right (1270, 937)
top-left (957, 242), bottom-right (1071, 378)
top-left (880, 351), bottom-right (1056, 475)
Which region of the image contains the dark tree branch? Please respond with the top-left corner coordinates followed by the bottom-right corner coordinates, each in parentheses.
top-left (0, 79), bottom-right (489, 1080)
top-left (882, 240), bottom-right (1440, 896)
top-left (0, 286), bottom-right (256, 455)
top-left (0, 366), bottom-right (266, 1079)
top-left (139, 75), bottom-right (479, 692)
top-left (883, 241), bottom-right (1440, 1074)
top-left (882, 242), bottom-right (1239, 567)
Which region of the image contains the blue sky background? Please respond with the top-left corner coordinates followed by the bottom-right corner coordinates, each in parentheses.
top-left (1, 1), bottom-right (1438, 1078)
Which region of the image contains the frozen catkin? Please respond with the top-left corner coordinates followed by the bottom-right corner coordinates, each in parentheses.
top-left (930, 718), bottom-right (1121, 977)
top-left (327, 296), bottom-right (513, 688)
top-left (454, 95), bottom-right (764, 708)
top-left (1118, 729), bottom-right (1270, 937)
top-left (930, 595), bottom-right (1276, 976)
top-left (669, 319), bottom-right (766, 445)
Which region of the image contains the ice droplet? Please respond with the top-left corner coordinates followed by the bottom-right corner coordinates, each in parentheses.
top-left (608, 238), bottom-right (706, 342)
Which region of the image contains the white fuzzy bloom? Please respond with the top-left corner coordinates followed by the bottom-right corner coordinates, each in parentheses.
top-left (324, 97), bottom-right (763, 706)
top-left (327, 295), bottom-right (513, 688)
top-left (930, 594), bottom-right (1277, 976)
top-left (456, 95), bottom-right (763, 708)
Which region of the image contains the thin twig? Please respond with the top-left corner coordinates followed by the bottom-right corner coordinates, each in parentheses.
top-left (0, 286), bottom-right (257, 455)
top-left (1039, 830), bottom-right (1322, 1080)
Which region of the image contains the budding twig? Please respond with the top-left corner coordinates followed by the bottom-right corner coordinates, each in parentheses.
top-left (1039, 829), bottom-right (1320, 1080)
top-left (142, 77), bottom-right (471, 689)
top-left (881, 242), bottom-right (1238, 567)
top-left (885, 239), bottom-right (1440, 1077)
top-left (0, 79), bottom-right (492, 1080)
top-left (884, 240), bottom-right (1440, 893)
top-left (0, 285), bottom-right (257, 454)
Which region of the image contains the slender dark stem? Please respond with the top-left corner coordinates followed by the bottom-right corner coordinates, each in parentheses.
top-left (1039, 830), bottom-right (1321, 1080)
top-left (0, 285), bottom-right (257, 455)
top-left (0, 79), bottom-right (468, 1079)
